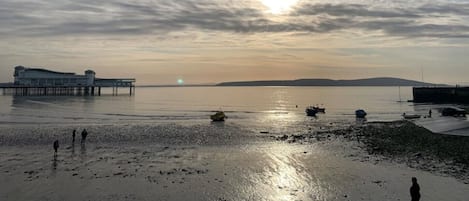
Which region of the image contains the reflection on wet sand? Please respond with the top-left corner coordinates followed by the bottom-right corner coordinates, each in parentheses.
top-left (2, 142), bottom-right (469, 201)
top-left (235, 145), bottom-right (329, 201)
top-left (264, 148), bottom-right (312, 200)
top-left (70, 143), bottom-right (75, 157)
top-left (51, 154), bottom-right (58, 176)
top-left (80, 143), bottom-right (86, 162)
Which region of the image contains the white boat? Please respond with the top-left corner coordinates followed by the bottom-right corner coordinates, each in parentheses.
top-left (403, 113), bottom-right (421, 119)
top-left (312, 106), bottom-right (326, 113)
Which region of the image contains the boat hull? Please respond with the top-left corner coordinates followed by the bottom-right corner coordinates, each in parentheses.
top-left (210, 112), bottom-right (226, 121)
top-left (355, 110), bottom-right (367, 118)
top-left (305, 107), bottom-right (318, 116)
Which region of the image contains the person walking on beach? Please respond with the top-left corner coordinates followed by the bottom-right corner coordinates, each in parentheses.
top-left (428, 109), bottom-right (432, 118)
top-left (81, 129), bottom-right (88, 144)
top-left (410, 177), bottom-right (421, 201)
top-left (72, 129), bottom-right (76, 143)
top-left (53, 140), bottom-right (59, 155)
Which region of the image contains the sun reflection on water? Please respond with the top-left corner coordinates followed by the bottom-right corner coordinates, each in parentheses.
top-left (260, 88), bottom-right (304, 133)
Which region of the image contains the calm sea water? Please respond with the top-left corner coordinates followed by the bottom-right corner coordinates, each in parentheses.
top-left (0, 86), bottom-right (421, 126)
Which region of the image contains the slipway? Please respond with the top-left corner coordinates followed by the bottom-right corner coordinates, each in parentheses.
top-left (414, 117), bottom-right (469, 136)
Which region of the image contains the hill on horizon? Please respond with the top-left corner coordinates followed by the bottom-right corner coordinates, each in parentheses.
top-left (216, 77), bottom-right (440, 87)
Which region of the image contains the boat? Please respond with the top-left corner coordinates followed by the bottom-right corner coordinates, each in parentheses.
top-left (402, 113), bottom-right (421, 119)
top-left (210, 111), bottom-right (226, 121)
top-left (312, 106), bottom-right (326, 113)
top-left (355, 109), bottom-right (367, 118)
top-left (305, 106), bottom-right (318, 116)
top-left (441, 107), bottom-right (467, 117)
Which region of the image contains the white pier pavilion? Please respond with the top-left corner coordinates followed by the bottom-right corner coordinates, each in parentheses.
top-left (1, 66), bottom-right (135, 96)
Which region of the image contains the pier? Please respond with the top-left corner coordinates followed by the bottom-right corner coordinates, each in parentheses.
top-left (0, 66), bottom-right (135, 96)
top-left (413, 86), bottom-right (469, 103)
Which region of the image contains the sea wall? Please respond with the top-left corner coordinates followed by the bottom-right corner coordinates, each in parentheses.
top-left (413, 87), bottom-right (469, 103)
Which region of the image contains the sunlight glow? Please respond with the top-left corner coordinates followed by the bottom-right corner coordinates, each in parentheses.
top-left (177, 78), bottom-right (184, 85)
top-left (261, 0), bottom-right (299, 14)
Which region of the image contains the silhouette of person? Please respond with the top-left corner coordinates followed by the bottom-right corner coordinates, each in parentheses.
top-left (81, 129), bottom-right (88, 143)
top-left (410, 177), bottom-right (421, 201)
top-left (72, 129), bottom-right (76, 143)
top-left (428, 109), bottom-right (432, 118)
top-left (53, 140), bottom-right (59, 155)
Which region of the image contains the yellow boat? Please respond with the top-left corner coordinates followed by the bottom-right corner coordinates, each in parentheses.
top-left (210, 111), bottom-right (226, 121)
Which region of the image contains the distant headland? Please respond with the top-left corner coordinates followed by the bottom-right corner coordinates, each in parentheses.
top-left (216, 77), bottom-right (441, 87)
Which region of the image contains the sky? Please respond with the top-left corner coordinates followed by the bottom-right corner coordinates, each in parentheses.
top-left (1, 0), bottom-right (469, 85)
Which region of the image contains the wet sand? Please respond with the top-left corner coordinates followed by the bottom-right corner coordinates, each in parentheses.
top-left (1, 123), bottom-right (469, 201)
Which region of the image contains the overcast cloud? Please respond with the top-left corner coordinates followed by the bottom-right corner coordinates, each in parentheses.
top-left (1, 0), bottom-right (469, 38)
top-left (1, 0), bottom-right (469, 84)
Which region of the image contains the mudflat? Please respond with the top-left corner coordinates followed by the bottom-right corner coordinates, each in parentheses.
top-left (1, 122), bottom-right (468, 201)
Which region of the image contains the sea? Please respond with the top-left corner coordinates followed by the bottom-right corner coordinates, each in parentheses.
top-left (0, 86), bottom-right (428, 129)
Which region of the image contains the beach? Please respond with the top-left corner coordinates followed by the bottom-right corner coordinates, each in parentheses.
top-left (1, 121), bottom-right (469, 201)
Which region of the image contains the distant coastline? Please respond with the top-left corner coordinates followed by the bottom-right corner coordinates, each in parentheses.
top-left (3, 77), bottom-right (444, 88)
top-left (137, 84), bottom-right (215, 87)
top-left (216, 77), bottom-right (442, 87)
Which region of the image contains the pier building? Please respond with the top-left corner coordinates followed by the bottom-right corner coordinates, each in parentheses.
top-left (1, 66), bottom-right (135, 96)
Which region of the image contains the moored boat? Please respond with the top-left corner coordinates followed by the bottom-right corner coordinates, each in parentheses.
top-left (402, 113), bottom-right (421, 119)
top-left (210, 111), bottom-right (226, 121)
top-left (305, 106), bottom-right (318, 116)
top-left (441, 107), bottom-right (467, 117)
top-left (355, 109), bottom-right (367, 118)
top-left (313, 106), bottom-right (326, 113)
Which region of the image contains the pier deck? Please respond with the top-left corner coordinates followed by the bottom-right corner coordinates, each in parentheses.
top-left (0, 78), bottom-right (135, 96)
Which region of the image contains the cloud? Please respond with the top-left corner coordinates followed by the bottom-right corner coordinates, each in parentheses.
top-left (292, 3), bottom-right (421, 18)
top-left (293, 3), bottom-right (469, 38)
top-left (358, 21), bottom-right (469, 38)
top-left (418, 3), bottom-right (469, 16)
top-left (1, 0), bottom-right (469, 39)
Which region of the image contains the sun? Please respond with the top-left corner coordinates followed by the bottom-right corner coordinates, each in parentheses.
top-left (261, 0), bottom-right (299, 14)
top-left (177, 78), bottom-right (184, 85)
